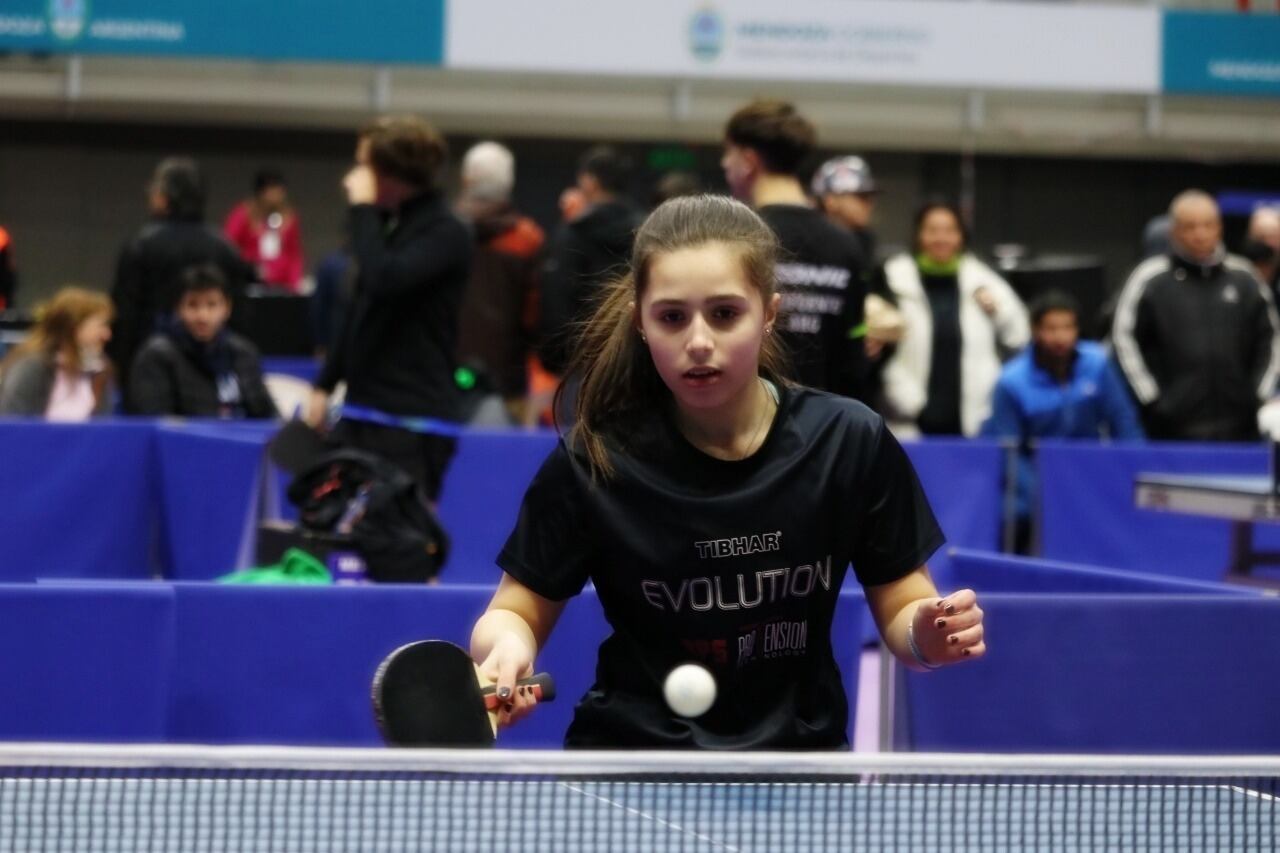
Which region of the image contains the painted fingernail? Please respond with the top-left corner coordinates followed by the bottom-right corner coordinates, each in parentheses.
top-left (497, 687), bottom-right (511, 700)
top-left (948, 635), bottom-right (958, 645)
top-left (518, 686), bottom-right (527, 696)
top-left (505, 703), bottom-right (514, 713)
top-left (935, 619), bottom-right (946, 629)
top-left (937, 599), bottom-right (946, 609)
top-left (945, 604), bottom-right (956, 615)
top-left (961, 649), bottom-right (971, 657)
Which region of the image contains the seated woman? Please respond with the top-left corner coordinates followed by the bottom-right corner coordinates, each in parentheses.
top-left (0, 286), bottom-right (115, 420)
top-left (129, 263), bottom-right (277, 419)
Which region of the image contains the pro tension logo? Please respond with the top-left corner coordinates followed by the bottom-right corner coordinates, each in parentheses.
top-left (48, 0), bottom-right (88, 42)
top-left (688, 7), bottom-right (724, 62)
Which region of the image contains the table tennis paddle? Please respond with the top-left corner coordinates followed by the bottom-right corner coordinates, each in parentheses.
top-left (371, 640), bottom-right (555, 747)
top-left (268, 418), bottom-right (329, 475)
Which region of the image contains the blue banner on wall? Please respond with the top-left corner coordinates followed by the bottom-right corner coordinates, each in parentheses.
top-left (0, 1), bottom-right (444, 64)
top-left (1218, 190), bottom-right (1280, 218)
top-left (1163, 11), bottom-right (1280, 98)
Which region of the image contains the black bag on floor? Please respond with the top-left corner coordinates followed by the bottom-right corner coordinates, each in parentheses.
top-left (286, 448), bottom-right (449, 582)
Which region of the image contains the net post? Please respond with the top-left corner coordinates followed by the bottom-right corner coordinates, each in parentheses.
top-left (878, 642), bottom-right (896, 752)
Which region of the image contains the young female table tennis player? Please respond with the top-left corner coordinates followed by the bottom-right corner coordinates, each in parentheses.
top-left (471, 195), bottom-right (985, 748)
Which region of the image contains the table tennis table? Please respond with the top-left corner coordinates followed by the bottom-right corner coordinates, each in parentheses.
top-left (1134, 473), bottom-right (1280, 580)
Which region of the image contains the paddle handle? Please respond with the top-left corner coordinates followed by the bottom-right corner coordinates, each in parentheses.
top-left (479, 672), bottom-right (556, 711)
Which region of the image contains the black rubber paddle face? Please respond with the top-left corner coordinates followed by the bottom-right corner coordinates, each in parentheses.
top-left (372, 641), bottom-right (494, 747)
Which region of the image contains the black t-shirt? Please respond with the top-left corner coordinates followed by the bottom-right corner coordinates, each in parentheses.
top-left (498, 385), bottom-right (944, 750)
top-left (919, 272), bottom-right (963, 436)
top-left (757, 205), bottom-right (868, 402)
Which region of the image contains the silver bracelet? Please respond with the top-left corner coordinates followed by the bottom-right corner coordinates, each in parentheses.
top-left (907, 621), bottom-right (942, 670)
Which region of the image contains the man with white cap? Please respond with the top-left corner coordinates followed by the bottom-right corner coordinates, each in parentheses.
top-left (812, 155), bottom-right (902, 365)
top-left (811, 155), bottom-right (882, 263)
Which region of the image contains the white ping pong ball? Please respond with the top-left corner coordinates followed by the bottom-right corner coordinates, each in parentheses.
top-left (663, 664), bottom-right (717, 718)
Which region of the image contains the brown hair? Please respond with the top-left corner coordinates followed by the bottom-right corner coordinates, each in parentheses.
top-left (724, 99), bottom-right (817, 178)
top-left (359, 115), bottom-right (448, 190)
top-left (558, 194), bottom-right (790, 479)
top-left (5, 286), bottom-right (114, 374)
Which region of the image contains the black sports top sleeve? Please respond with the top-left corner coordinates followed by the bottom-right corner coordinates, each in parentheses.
top-left (497, 441), bottom-right (597, 601)
top-left (849, 419), bottom-right (946, 586)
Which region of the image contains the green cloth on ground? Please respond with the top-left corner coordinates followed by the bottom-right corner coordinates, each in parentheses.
top-left (218, 548), bottom-right (331, 584)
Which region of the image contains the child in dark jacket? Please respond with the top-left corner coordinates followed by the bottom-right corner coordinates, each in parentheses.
top-left (129, 263), bottom-right (277, 419)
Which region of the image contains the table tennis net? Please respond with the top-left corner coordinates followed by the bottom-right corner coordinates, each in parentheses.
top-left (0, 745), bottom-right (1277, 852)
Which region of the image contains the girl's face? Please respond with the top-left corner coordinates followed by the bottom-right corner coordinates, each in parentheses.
top-left (918, 208), bottom-right (964, 265)
top-left (638, 241), bottom-right (778, 415)
top-left (75, 311), bottom-right (112, 356)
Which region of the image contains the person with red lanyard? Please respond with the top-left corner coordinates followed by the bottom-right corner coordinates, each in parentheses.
top-left (224, 169), bottom-right (304, 292)
top-left (0, 226), bottom-right (16, 310)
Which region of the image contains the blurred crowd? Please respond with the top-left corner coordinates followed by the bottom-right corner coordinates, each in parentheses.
top-left (2, 99), bottom-right (1279, 514)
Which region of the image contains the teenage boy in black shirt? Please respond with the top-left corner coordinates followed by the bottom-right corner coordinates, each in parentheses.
top-left (721, 100), bottom-right (870, 403)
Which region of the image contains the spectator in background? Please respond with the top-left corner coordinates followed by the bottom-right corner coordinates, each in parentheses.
top-left (0, 287), bottom-right (114, 420)
top-left (455, 141), bottom-right (545, 423)
top-left (223, 168), bottom-right (304, 292)
top-left (306, 115), bottom-right (471, 501)
top-left (982, 290), bottom-right (1143, 552)
top-left (1113, 190), bottom-right (1280, 442)
top-left (651, 170), bottom-right (703, 207)
top-left (879, 200), bottom-right (1029, 437)
top-left (811, 154), bottom-right (882, 264)
top-left (0, 225), bottom-right (17, 310)
top-left (537, 145), bottom-right (644, 376)
top-left (558, 186), bottom-right (587, 223)
top-left (722, 99), bottom-right (869, 401)
top-left (129, 264), bottom-right (276, 419)
top-left (1243, 206), bottom-right (1280, 298)
top-left (810, 154), bottom-right (902, 406)
top-left (1140, 213), bottom-right (1172, 260)
top-left (110, 157), bottom-right (254, 398)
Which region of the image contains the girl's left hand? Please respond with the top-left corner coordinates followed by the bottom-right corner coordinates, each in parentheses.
top-left (912, 589), bottom-right (986, 667)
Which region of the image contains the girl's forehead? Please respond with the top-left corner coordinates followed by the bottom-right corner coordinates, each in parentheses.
top-left (643, 243), bottom-right (755, 301)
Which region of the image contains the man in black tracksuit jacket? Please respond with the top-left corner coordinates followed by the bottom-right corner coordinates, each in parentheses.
top-left (1113, 190), bottom-right (1280, 441)
top-left (308, 116), bottom-right (471, 500)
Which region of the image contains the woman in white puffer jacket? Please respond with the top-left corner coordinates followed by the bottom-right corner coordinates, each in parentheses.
top-left (879, 201), bottom-right (1029, 438)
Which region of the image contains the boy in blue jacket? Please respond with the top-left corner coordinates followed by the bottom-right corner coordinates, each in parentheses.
top-left (982, 290), bottom-right (1143, 551)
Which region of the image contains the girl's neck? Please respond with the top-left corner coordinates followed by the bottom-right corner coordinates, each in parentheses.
top-left (675, 377), bottom-right (776, 461)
